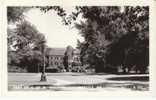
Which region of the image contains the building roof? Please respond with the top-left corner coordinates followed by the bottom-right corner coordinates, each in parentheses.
top-left (45, 47), bottom-right (80, 56)
top-left (46, 48), bottom-right (66, 56)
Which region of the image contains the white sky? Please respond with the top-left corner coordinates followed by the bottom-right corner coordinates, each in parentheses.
top-left (25, 7), bottom-right (84, 48)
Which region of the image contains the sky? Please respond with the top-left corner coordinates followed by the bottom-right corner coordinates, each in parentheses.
top-left (25, 7), bottom-right (84, 48)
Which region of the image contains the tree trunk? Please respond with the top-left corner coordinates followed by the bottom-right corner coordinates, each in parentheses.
top-left (40, 45), bottom-right (47, 81)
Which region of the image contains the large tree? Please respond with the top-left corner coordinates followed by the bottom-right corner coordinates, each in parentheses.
top-left (73, 7), bottom-right (125, 72)
top-left (8, 20), bottom-right (46, 72)
top-left (106, 6), bottom-right (149, 73)
top-left (7, 7), bottom-right (47, 73)
top-left (39, 6), bottom-right (149, 73)
top-left (76, 6), bottom-right (148, 73)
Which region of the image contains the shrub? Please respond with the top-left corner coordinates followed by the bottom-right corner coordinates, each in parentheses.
top-left (8, 65), bottom-right (27, 73)
top-left (45, 67), bottom-right (59, 73)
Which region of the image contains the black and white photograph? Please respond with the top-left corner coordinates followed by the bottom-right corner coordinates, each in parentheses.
top-left (7, 5), bottom-right (149, 92)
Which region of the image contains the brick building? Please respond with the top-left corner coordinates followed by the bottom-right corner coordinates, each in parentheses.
top-left (46, 48), bottom-right (66, 69)
top-left (45, 47), bottom-right (81, 70)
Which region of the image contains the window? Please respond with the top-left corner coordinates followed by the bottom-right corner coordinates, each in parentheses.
top-left (55, 62), bottom-right (58, 65)
top-left (52, 61), bottom-right (54, 65)
top-left (60, 57), bottom-right (63, 60)
top-left (55, 57), bottom-right (58, 60)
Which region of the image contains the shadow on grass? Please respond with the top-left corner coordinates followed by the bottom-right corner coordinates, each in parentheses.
top-left (9, 81), bottom-right (149, 91)
top-left (107, 76), bottom-right (149, 82)
top-left (46, 72), bottom-right (110, 76)
top-left (26, 81), bottom-right (149, 91)
top-left (84, 73), bottom-right (111, 75)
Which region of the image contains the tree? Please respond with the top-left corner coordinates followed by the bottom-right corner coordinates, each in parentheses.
top-left (8, 20), bottom-right (47, 73)
top-left (73, 7), bottom-right (123, 72)
top-left (7, 7), bottom-right (30, 23)
top-left (63, 45), bottom-right (74, 72)
top-left (7, 7), bottom-right (31, 71)
top-left (7, 7), bottom-right (48, 82)
top-left (63, 53), bottom-right (69, 72)
top-left (106, 6), bottom-right (149, 73)
top-left (39, 6), bottom-right (149, 73)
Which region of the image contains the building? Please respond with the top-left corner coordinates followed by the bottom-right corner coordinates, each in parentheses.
top-left (46, 48), bottom-right (66, 69)
top-left (45, 47), bottom-right (81, 71)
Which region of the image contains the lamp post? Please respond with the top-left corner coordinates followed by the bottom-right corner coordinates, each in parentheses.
top-left (40, 44), bottom-right (47, 81)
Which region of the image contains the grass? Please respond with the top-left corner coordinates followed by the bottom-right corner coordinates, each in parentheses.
top-left (8, 72), bottom-right (149, 91)
top-left (107, 76), bottom-right (149, 82)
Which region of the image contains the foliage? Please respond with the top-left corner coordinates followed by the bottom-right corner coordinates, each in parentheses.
top-left (39, 6), bottom-right (71, 25)
top-left (63, 45), bottom-right (74, 71)
top-left (40, 6), bottom-right (149, 73)
top-left (7, 7), bottom-right (30, 23)
top-left (72, 6), bottom-right (149, 73)
top-left (7, 7), bottom-right (47, 72)
top-left (106, 6), bottom-right (149, 73)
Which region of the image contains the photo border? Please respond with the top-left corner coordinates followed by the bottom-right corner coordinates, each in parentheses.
top-left (1, 0), bottom-right (156, 98)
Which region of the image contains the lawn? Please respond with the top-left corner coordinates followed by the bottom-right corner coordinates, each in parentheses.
top-left (8, 72), bottom-right (149, 91)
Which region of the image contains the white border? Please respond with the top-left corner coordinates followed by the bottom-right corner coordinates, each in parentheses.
top-left (1, 0), bottom-right (156, 98)
top-left (1, 0), bottom-right (152, 6)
